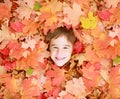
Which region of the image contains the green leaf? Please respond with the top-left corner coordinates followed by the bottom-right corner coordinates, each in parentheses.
top-left (26, 67), bottom-right (33, 75)
top-left (33, 2), bottom-right (41, 11)
top-left (113, 56), bottom-right (120, 63)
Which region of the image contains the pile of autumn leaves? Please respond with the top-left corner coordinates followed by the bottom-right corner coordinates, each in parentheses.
top-left (0, 0), bottom-right (120, 99)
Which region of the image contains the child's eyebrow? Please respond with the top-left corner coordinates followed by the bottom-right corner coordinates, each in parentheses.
top-left (51, 44), bottom-right (56, 46)
top-left (51, 44), bottom-right (71, 47)
top-left (64, 45), bottom-right (71, 47)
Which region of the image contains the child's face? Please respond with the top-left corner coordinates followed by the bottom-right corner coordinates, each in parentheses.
top-left (50, 35), bottom-right (73, 67)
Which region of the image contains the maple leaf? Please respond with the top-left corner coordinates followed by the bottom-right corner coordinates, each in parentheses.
top-left (110, 7), bottom-right (120, 24)
top-left (109, 25), bottom-right (120, 40)
top-left (2, 60), bottom-right (16, 71)
top-left (98, 9), bottom-right (112, 21)
top-left (4, 0), bottom-right (12, 10)
top-left (10, 21), bottom-right (25, 32)
top-left (0, 3), bottom-right (11, 20)
top-left (0, 46), bottom-right (10, 57)
top-left (82, 62), bottom-right (102, 91)
top-left (90, 25), bottom-right (106, 39)
top-left (108, 65), bottom-right (120, 98)
top-left (16, 41), bottom-right (49, 70)
top-left (93, 37), bottom-right (120, 59)
top-left (42, 79), bottom-right (53, 93)
top-left (16, 48), bottom-right (40, 70)
top-left (15, 3), bottom-right (33, 19)
top-left (34, 1), bottom-right (41, 11)
top-left (62, 2), bottom-right (84, 27)
top-left (85, 45), bottom-right (100, 64)
top-left (21, 36), bottom-right (37, 51)
top-left (73, 28), bottom-right (93, 44)
top-left (71, 0), bottom-right (90, 14)
top-left (45, 64), bottom-right (66, 86)
top-left (21, 77), bottom-right (40, 99)
top-left (1, 74), bottom-right (19, 93)
top-left (7, 40), bottom-right (25, 60)
top-left (47, 0), bottom-right (63, 14)
top-left (73, 40), bottom-right (84, 54)
top-left (105, 0), bottom-right (120, 8)
top-left (71, 53), bottom-right (87, 67)
top-left (100, 58), bottom-right (112, 82)
top-left (22, 19), bottom-right (39, 35)
top-left (65, 77), bottom-right (86, 98)
top-left (80, 12), bottom-right (98, 29)
top-left (0, 25), bottom-right (13, 49)
top-left (16, 0), bottom-right (35, 9)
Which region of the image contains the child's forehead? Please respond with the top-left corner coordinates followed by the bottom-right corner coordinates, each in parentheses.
top-left (52, 35), bottom-right (69, 41)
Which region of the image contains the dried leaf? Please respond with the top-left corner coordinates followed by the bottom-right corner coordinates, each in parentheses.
top-left (65, 77), bottom-right (86, 98)
top-left (105, 0), bottom-right (120, 8)
top-left (0, 25), bottom-right (13, 49)
top-left (63, 2), bottom-right (84, 27)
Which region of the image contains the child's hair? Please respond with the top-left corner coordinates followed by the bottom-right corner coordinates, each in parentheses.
top-left (45, 26), bottom-right (76, 45)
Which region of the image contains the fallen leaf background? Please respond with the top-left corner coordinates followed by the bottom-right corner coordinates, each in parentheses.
top-left (0, 0), bottom-right (120, 99)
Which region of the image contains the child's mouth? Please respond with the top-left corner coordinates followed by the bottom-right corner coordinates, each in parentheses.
top-left (55, 57), bottom-right (65, 60)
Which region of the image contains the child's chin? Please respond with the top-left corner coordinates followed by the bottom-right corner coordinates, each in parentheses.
top-left (56, 62), bottom-right (65, 67)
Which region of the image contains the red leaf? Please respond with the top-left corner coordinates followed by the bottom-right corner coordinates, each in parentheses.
top-left (73, 40), bottom-right (84, 54)
top-left (37, 93), bottom-right (47, 99)
top-left (0, 47), bottom-right (10, 56)
top-left (10, 21), bottom-right (25, 32)
top-left (3, 60), bottom-right (16, 71)
top-left (98, 9), bottom-right (112, 21)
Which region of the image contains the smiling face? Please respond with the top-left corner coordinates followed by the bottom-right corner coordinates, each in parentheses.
top-left (50, 35), bottom-right (73, 67)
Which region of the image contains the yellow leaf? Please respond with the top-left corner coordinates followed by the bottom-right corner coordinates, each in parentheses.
top-left (80, 12), bottom-right (98, 29)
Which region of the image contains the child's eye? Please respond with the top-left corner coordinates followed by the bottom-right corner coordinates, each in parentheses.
top-left (52, 46), bottom-right (58, 49)
top-left (63, 47), bottom-right (69, 49)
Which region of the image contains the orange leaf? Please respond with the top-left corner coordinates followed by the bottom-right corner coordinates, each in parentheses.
top-left (45, 65), bottom-right (66, 86)
top-left (22, 77), bottom-right (40, 99)
top-left (22, 19), bottom-right (39, 36)
top-left (8, 40), bottom-right (25, 60)
top-left (82, 62), bottom-right (102, 91)
top-left (1, 74), bottom-right (19, 93)
top-left (85, 45), bottom-right (100, 63)
top-left (0, 3), bottom-right (11, 20)
top-left (94, 37), bottom-right (120, 59)
top-left (63, 2), bottom-right (84, 27)
top-left (109, 65), bottom-right (120, 98)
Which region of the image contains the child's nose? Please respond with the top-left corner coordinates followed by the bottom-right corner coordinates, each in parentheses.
top-left (57, 49), bottom-right (64, 56)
